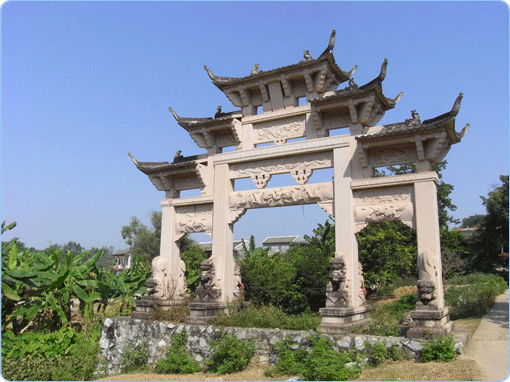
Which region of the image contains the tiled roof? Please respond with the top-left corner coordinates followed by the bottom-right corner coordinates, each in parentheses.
top-left (262, 235), bottom-right (301, 245)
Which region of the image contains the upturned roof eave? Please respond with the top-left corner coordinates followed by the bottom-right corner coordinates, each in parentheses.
top-left (207, 52), bottom-right (350, 91)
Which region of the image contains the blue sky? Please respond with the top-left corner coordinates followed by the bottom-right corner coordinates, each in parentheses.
top-left (2, 1), bottom-right (509, 251)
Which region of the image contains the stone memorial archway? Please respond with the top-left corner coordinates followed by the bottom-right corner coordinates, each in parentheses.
top-left (130, 30), bottom-right (469, 337)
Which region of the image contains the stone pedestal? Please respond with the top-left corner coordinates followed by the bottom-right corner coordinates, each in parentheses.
top-left (185, 302), bottom-right (227, 325)
top-left (319, 305), bottom-right (372, 334)
top-left (407, 306), bottom-right (454, 338)
top-left (132, 297), bottom-right (187, 320)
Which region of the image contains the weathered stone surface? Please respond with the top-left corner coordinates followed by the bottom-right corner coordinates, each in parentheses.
top-left (96, 317), bottom-right (439, 376)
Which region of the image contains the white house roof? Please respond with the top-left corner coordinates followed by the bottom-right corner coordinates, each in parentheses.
top-left (262, 236), bottom-right (302, 245)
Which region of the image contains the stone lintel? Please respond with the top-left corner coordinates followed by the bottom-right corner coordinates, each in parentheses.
top-left (351, 171), bottom-right (438, 190)
top-left (215, 134), bottom-right (349, 166)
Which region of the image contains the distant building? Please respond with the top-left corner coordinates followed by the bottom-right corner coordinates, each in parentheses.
top-left (198, 240), bottom-right (248, 259)
top-left (262, 235), bottom-right (302, 254)
top-left (113, 249), bottom-right (133, 273)
top-left (452, 226), bottom-right (480, 240)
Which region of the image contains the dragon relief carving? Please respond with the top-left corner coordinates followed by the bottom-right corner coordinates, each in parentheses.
top-left (355, 203), bottom-right (413, 224)
top-left (229, 183), bottom-right (333, 210)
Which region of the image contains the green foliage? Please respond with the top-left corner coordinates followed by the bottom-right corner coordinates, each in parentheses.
top-left (121, 211), bottom-right (161, 262)
top-left (353, 293), bottom-right (417, 336)
top-left (274, 335), bottom-right (360, 381)
top-left (179, 237), bottom-right (206, 293)
top-left (470, 175), bottom-right (509, 272)
top-left (154, 331), bottom-right (201, 374)
top-left (121, 342), bottom-right (149, 372)
top-left (2, 326), bottom-right (82, 359)
top-left (207, 333), bottom-right (256, 374)
top-left (445, 273), bottom-right (508, 319)
top-left (462, 214), bottom-right (485, 228)
top-left (357, 221), bottom-right (417, 292)
top-left (363, 341), bottom-right (406, 366)
top-left (1, 324), bottom-right (101, 381)
top-left (211, 304), bottom-right (321, 331)
top-left (240, 251), bottom-right (306, 313)
top-left (441, 228), bottom-right (470, 279)
top-left (420, 336), bottom-right (457, 362)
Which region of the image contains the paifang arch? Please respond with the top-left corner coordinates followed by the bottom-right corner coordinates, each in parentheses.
top-left (129, 30), bottom-right (469, 337)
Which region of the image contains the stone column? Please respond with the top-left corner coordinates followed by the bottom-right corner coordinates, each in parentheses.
top-left (408, 176), bottom-right (453, 338)
top-left (319, 141), bottom-right (371, 334)
top-left (186, 163), bottom-right (232, 324)
top-left (132, 199), bottom-right (184, 319)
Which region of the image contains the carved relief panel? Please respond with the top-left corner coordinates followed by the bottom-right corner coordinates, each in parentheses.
top-left (252, 115), bottom-right (306, 145)
top-left (175, 203), bottom-right (213, 240)
top-left (353, 186), bottom-right (414, 232)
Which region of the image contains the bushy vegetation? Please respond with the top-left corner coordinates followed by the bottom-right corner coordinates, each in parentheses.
top-left (420, 336), bottom-right (458, 362)
top-left (206, 333), bottom-right (256, 374)
top-left (153, 331), bottom-right (201, 374)
top-left (211, 303), bottom-right (321, 331)
top-left (272, 335), bottom-right (361, 381)
top-left (445, 273), bottom-right (508, 319)
top-left (1, 221), bottom-right (151, 381)
top-left (121, 342), bottom-right (150, 373)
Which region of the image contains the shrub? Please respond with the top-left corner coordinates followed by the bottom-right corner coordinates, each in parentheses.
top-left (211, 304), bottom-right (321, 331)
top-left (274, 335), bottom-right (360, 381)
top-left (420, 336), bottom-right (457, 362)
top-left (1, 325), bottom-right (101, 381)
top-left (154, 331), bottom-right (201, 374)
top-left (445, 273), bottom-right (508, 319)
top-left (121, 342), bottom-right (149, 372)
top-left (207, 333), bottom-right (256, 374)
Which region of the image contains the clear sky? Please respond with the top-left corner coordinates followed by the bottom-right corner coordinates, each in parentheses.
top-left (2, 1), bottom-right (509, 251)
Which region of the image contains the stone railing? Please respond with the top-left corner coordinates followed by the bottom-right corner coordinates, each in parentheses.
top-left (96, 317), bottom-right (431, 375)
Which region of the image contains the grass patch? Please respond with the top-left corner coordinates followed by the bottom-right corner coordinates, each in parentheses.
top-left (211, 303), bottom-right (321, 331)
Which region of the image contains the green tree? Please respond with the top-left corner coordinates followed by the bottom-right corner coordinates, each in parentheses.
top-left (357, 221), bottom-right (417, 291)
top-left (462, 214), bottom-right (485, 228)
top-left (121, 211), bottom-right (161, 262)
top-left (240, 251), bottom-right (305, 312)
top-left (471, 175), bottom-right (509, 271)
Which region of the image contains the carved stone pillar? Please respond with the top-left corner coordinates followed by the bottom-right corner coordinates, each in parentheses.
top-left (132, 199), bottom-right (186, 319)
top-left (319, 143), bottom-right (371, 334)
top-left (407, 177), bottom-right (453, 338)
top-left (186, 163), bottom-right (232, 324)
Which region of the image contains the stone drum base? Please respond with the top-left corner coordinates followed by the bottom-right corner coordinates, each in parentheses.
top-left (407, 306), bottom-right (454, 338)
top-left (319, 305), bottom-right (372, 334)
top-left (185, 302), bottom-right (227, 325)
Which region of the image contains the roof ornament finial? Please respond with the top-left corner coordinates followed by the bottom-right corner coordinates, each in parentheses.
top-left (204, 65), bottom-right (217, 80)
top-left (303, 50), bottom-right (313, 60)
top-left (168, 107), bottom-right (180, 121)
top-left (318, 29), bottom-right (336, 59)
top-left (250, 63), bottom-right (260, 75)
top-left (379, 58), bottom-right (389, 81)
top-left (215, 105), bottom-right (223, 118)
top-left (451, 92), bottom-right (464, 116)
top-left (457, 123), bottom-right (470, 139)
top-left (128, 152), bottom-right (140, 168)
